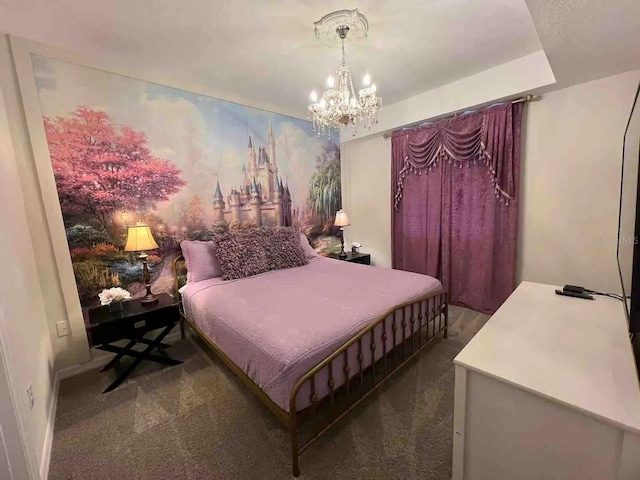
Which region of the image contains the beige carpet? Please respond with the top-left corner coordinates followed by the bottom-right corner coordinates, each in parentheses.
top-left (49, 306), bottom-right (489, 480)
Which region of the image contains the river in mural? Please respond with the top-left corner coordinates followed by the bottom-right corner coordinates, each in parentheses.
top-left (31, 55), bottom-right (341, 307)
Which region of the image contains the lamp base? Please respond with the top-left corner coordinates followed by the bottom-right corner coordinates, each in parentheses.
top-left (141, 294), bottom-right (158, 305)
top-left (338, 227), bottom-right (347, 258)
top-left (139, 254), bottom-right (158, 304)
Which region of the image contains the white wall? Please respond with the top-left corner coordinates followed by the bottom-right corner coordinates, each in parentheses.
top-left (342, 69), bottom-right (640, 293)
top-left (518, 69), bottom-right (640, 293)
top-left (341, 135), bottom-right (392, 267)
top-left (0, 38), bottom-right (56, 478)
top-left (0, 325), bottom-right (31, 480)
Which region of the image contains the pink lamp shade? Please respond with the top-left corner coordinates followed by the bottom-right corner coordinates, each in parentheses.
top-left (334, 209), bottom-right (350, 227)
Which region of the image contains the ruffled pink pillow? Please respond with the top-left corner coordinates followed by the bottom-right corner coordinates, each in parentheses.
top-left (180, 240), bottom-right (222, 283)
top-left (213, 229), bottom-right (270, 280)
top-left (213, 227), bottom-right (309, 281)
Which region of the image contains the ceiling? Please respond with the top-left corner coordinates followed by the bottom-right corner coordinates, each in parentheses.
top-left (525, 0), bottom-right (640, 88)
top-left (0, 0), bottom-right (543, 117)
top-left (0, 0), bottom-right (638, 119)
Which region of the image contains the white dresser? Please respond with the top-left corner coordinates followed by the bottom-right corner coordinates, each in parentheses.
top-left (452, 281), bottom-right (640, 480)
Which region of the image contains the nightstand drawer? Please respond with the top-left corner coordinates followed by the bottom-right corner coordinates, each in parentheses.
top-left (90, 321), bottom-right (127, 346)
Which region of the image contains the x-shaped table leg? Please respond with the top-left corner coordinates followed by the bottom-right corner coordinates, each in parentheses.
top-left (100, 324), bottom-right (182, 393)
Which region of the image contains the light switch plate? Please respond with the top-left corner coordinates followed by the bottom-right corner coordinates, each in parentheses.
top-left (56, 321), bottom-right (69, 337)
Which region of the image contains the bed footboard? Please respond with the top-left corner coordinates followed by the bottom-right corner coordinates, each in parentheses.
top-left (288, 290), bottom-right (448, 476)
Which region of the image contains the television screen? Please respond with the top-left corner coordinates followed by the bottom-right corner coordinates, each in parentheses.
top-left (617, 81), bottom-right (640, 332)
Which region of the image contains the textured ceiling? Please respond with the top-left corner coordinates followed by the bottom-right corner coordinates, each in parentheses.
top-left (525, 0), bottom-right (640, 88)
top-left (0, 0), bottom-right (542, 117)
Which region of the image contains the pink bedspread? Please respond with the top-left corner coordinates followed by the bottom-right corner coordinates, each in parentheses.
top-left (182, 257), bottom-right (443, 412)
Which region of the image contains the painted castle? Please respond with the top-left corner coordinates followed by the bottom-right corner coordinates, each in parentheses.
top-left (212, 122), bottom-right (298, 226)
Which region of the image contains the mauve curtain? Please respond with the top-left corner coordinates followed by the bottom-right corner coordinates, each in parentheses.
top-left (392, 103), bottom-right (523, 314)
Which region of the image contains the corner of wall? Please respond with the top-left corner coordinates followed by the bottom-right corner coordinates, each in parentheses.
top-left (0, 33), bottom-right (58, 479)
top-left (0, 35), bottom-right (91, 371)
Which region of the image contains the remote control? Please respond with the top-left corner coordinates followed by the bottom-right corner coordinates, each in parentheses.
top-left (555, 289), bottom-right (594, 300)
top-left (563, 284), bottom-right (587, 293)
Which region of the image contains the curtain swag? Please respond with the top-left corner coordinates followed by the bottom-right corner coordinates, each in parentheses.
top-left (393, 105), bottom-right (517, 210)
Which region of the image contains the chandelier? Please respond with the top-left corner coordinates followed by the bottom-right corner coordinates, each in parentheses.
top-left (307, 10), bottom-right (382, 137)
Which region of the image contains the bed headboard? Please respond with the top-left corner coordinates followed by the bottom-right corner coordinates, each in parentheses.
top-left (172, 254), bottom-right (187, 298)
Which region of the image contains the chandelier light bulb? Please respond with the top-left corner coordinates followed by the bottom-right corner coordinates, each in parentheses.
top-left (319, 98), bottom-right (327, 108)
top-left (327, 76), bottom-right (335, 88)
top-left (363, 73), bottom-right (371, 86)
top-left (310, 90), bottom-right (318, 102)
top-left (371, 83), bottom-right (377, 93)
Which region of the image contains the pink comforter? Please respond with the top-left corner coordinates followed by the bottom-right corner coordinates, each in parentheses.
top-left (182, 257), bottom-right (443, 412)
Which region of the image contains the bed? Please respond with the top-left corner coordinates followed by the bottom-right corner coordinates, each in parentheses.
top-left (174, 253), bottom-right (448, 476)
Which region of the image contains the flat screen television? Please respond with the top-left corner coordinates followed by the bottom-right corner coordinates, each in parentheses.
top-left (617, 81), bottom-right (640, 335)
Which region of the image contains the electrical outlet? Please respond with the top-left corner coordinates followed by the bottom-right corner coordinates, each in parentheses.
top-left (26, 384), bottom-right (34, 409)
top-left (56, 321), bottom-right (70, 337)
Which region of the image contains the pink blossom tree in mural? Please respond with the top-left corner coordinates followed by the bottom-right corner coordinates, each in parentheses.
top-left (44, 106), bottom-right (186, 236)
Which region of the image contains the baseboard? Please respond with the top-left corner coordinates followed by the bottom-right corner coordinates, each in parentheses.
top-left (39, 372), bottom-right (59, 480)
top-left (55, 352), bottom-right (112, 381)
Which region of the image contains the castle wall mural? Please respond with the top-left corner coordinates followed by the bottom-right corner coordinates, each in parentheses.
top-left (31, 55), bottom-right (341, 308)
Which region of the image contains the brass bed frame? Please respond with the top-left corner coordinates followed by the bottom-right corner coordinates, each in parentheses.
top-left (172, 255), bottom-right (448, 476)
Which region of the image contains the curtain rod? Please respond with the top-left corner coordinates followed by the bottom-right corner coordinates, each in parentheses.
top-left (382, 94), bottom-right (537, 139)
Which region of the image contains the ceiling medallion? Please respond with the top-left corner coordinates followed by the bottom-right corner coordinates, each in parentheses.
top-left (314, 9), bottom-right (369, 47)
top-left (307, 9), bottom-right (382, 137)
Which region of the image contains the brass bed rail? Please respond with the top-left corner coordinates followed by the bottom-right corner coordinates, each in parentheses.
top-left (172, 254), bottom-right (448, 477)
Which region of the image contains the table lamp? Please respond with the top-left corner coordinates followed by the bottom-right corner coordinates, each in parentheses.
top-left (334, 209), bottom-right (350, 259)
top-left (124, 223), bottom-right (159, 304)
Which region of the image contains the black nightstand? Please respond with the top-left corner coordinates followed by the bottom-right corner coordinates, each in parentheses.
top-left (87, 293), bottom-right (183, 393)
top-left (329, 252), bottom-right (371, 265)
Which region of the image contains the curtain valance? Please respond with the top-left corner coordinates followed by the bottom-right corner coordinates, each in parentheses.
top-left (393, 103), bottom-right (518, 210)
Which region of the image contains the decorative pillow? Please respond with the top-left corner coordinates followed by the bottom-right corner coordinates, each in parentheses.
top-left (180, 240), bottom-right (222, 283)
top-left (299, 233), bottom-right (320, 259)
top-left (264, 228), bottom-right (309, 271)
top-left (213, 226), bottom-right (308, 280)
top-left (213, 228), bottom-right (271, 281)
